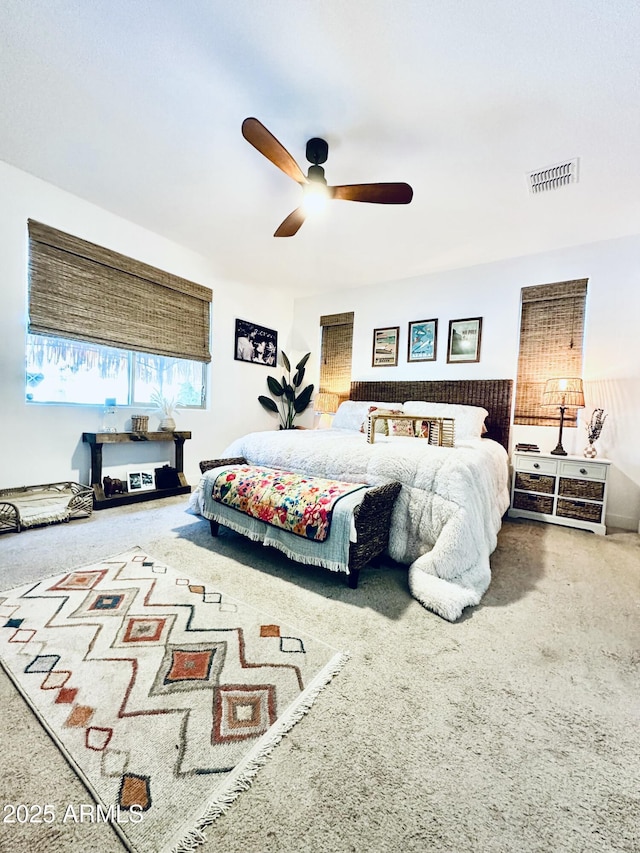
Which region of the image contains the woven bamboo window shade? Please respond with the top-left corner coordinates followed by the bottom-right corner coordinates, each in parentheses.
top-left (514, 279), bottom-right (587, 426)
top-left (28, 220), bottom-right (212, 362)
top-left (319, 312), bottom-right (354, 406)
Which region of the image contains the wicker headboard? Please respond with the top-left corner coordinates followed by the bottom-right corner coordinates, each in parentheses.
top-left (349, 379), bottom-right (513, 450)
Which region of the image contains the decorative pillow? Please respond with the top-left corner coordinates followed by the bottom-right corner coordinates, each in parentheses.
top-left (402, 402), bottom-right (489, 439)
top-left (331, 401), bottom-right (402, 432)
top-left (360, 406), bottom-right (405, 435)
top-left (416, 419), bottom-right (431, 440)
top-left (388, 418), bottom-right (415, 437)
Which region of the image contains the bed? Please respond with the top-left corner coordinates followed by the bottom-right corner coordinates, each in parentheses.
top-left (193, 379), bottom-right (512, 621)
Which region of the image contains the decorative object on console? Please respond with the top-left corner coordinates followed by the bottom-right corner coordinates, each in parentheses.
top-left (258, 351), bottom-right (314, 430)
top-left (130, 414), bottom-right (149, 432)
top-left (584, 408), bottom-right (607, 458)
top-left (150, 389), bottom-right (181, 432)
top-left (447, 317), bottom-right (482, 363)
top-left (127, 468), bottom-right (156, 492)
top-left (372, 326), bottom-right (400, 367)
top-left (103, 475), bottom-right (126, 497)
top-left (541, 377), bottom-right (585, 456)
top-left (408, 319), bottom-right (438, 362)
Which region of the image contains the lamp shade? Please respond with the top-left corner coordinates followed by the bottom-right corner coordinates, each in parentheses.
top-left (314, 392), bottom-right (339, 414)
top-left (541, 378), bottom-right (585, 409)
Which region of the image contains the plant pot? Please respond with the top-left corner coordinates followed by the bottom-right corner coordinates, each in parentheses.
top-left (159, 416), bottom-right (176, 432)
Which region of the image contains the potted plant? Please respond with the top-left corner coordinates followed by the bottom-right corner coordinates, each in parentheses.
top-left (258, 351), bottom-right (314, 429)
top-left (150, 390), bottom-right (181, 432)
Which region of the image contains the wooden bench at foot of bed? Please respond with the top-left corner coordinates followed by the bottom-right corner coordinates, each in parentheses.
top-left (199, 457), bottom-right (401, 589)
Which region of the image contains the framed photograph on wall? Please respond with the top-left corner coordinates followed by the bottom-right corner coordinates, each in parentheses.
top-left (372, 326), bottom-right (400, 367)
top-left (234, 319), bottom-right (278, 366)
top-left (447, 317), bottom-right (482, 363)
top-left (407, 319), bottom-right (438, 362)
top-left (127, 468), bottom-right (156, 492)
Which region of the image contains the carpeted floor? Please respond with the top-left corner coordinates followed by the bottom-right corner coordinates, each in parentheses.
top-left (0, 496), bottom-right (638, 853)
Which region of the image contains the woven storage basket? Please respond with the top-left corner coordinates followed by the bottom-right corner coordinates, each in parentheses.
top-left (514, 472), bottom-right (556, 494)
top-left (558, 477), bottom-right (605, 502)
top-left (556, 498), bottom-right (602, 523)
top-left (131, 415), bottom-right (149, 432)
top-left (513, 491), bottom-right (554, 515)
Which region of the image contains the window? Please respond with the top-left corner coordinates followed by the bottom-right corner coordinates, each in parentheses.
top-left (514, 279), bottom-right (587, 426)
top-left (319, 312), bottom-right (354, 406)
top-left (26, 335), bottom-right (205, 407)
top-left (26, 220), bottom-right (211, 407)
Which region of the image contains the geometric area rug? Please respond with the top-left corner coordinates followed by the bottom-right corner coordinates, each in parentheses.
top-left (0, 548), bottom-right (348, 853)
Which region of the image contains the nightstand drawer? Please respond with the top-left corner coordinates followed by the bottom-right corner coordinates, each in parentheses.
top-left (513, 491), bottom-right (554, 515)
top-left (514, 472), bottom-right (555, 494)
top-left (557, 498), bottom-right (603, 524)
top-left (559, 460), bottom-right (608, 481)
top-left (515, 455), bottom-right (558, 475)
top-left (559, 477), bottom-right (605, 502)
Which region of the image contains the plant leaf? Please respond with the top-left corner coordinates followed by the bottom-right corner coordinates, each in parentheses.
top-left (283, 384), bottom-right (294, 400)
top-left (258, 395), bottom-right (278, 413)
top-left (295, 352), bottom-right (311, 371)
top-left (293, 383), bottom-right (314, 413)
top-left (281, 351), bottom-right (291, 373)
top-left (267, 376), bottom-right (284, 396)
top-left (293, 367), bottom-right (305, 388)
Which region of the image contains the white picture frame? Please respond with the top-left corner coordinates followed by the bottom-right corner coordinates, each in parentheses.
top-left (127, 468), bottom-right (156, 492)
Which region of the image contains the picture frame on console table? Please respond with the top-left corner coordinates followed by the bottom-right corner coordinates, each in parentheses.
top-left (127, 468), bottom-right (156, 492)
top-left (408, 318), bottom-right (438, 362)
top-left (447, 317), bottom-right (482, 363)
top-left (372, 326), bottom-right (400, 367)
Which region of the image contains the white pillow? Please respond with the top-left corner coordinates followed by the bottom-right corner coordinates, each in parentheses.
top-left (332, 401), bottom-right (403, 432)
top-left (402, 401), bottom-right (489, 439)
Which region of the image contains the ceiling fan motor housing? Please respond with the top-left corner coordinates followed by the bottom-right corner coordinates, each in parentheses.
top-left (306, 137), bottom-right (328, 165)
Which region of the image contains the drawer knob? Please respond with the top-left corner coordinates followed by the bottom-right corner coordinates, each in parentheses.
top-left (533, 463), bottom-right (540, 469)
top-left (580, 468), bottom-right (587, 475)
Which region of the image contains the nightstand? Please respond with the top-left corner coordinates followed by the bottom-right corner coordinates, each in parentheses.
top-left (508, 452), bottom-right (611, 535)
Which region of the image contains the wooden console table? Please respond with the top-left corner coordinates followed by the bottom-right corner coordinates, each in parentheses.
top-left (82, 431), bottom-right (192, 509)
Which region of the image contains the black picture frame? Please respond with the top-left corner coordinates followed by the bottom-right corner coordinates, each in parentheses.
top-left (372, 326), bottom-right (400, 367)
top-left (234, 319), bottom-right (278, 366)
top-left (447, 317), bottom-right (482, 363)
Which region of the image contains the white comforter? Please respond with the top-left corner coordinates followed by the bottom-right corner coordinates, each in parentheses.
top-left (222, 428), bottom-right (510, 621)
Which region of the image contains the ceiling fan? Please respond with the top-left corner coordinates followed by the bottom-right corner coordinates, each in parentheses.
top-left (241, 117), bottom-right (414, 237)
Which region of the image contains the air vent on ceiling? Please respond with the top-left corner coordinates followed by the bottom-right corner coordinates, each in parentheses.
top-left (528, 158), bottom-right (579, 194)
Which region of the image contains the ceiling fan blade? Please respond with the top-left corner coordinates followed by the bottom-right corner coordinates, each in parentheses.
top-left (274, 207), bottom-right (306, 238)
top-left (330, 182), bottom-right (414, 204)
top-left (242, 117), bottom-right (307, 185)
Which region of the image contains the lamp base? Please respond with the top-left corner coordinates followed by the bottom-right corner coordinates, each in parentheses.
top-left (550, 444), bottom-right (568, 456)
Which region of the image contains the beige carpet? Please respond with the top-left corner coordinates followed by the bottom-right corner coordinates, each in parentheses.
top-left (0, 496), bottom-right (638, 853)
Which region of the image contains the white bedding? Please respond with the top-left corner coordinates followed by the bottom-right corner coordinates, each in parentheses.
top-left (218, 427), bottom-right (510, 621)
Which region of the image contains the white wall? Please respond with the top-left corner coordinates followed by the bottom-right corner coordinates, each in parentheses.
top-left (3, 159), bottom-right (638, 531)
top-left (293, 236), bottom-right (640, 530)
top-left (0, 161), bottom-right (294, 490)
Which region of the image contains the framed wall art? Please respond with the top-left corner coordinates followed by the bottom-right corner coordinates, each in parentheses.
top-left (372, 326), bottom-right (400, 367)
top-left (407, 319), bottom-right (438, 362)
top-left (234, 319), bottom-right (278, 366)
top-left (447, 317), bottom-right (482, 363)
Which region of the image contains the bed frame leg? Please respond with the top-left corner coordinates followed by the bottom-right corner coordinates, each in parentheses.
top-left (209, 519), bottom-right (219, 537)
top-left (347, 570), bottom-right (359, 589)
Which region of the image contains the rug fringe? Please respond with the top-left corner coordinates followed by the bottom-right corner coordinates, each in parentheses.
top-left (170, 650), bottom-right (349, 853)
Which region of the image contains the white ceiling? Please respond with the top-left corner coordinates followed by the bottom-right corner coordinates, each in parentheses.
top-left (1, 0), bottom-right (639, 293)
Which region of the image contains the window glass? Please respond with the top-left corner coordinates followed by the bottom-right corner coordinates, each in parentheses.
top-left (26, 334), bottom-right (205, 407)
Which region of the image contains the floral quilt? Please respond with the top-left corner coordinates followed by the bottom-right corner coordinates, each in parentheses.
top-left (210, 465), bottom-right (366, 542)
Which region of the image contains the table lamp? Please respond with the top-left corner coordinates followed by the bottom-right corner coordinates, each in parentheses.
top-left (541, 378), bottom-right (585, 456)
